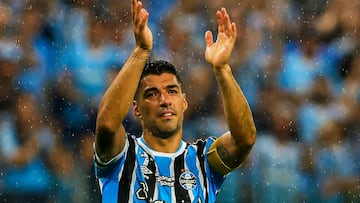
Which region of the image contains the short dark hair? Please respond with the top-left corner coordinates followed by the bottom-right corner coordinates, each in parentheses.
top-left (141, 60), bottom-right (182, 83)
top-left (134, 60), bottom-right (183, 100)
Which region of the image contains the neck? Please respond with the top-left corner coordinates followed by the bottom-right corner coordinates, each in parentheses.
top-left (142, 130), bottom-right (182, 153)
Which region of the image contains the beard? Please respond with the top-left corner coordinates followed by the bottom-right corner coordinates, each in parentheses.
top-left (143, 119), bottom-right (182, 139)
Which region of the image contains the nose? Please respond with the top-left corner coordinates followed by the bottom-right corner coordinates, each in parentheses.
top-left (159, 92), bottom-right (171, 106)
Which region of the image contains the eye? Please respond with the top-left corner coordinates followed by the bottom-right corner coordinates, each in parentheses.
top-left (169, 89), bottom-right (178, 95)
top-left (146, 92), bottom-right (157, 98)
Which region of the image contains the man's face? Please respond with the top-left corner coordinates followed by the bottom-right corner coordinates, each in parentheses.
top-left (134, 73), bottom-right (188, 139)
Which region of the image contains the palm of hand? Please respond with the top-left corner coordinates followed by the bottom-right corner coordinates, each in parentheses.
top-left (204, 8), bottom-right (237, 69)
top-left (132, 0), bottom-right (153, 51)
top-left (135, 26), bottom-right (153, 51)
top-left (205, 32), bottom-right (235, 68)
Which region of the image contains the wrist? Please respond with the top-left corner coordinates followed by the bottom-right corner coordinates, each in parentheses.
top-left (132, 46), bottom-right (151, 60)
top-left (134, 46), bottom-right (151, 54)
top-left (212, 64), bottom-right (231, 73)
top-left (213, 64), bottom-right (233, 81)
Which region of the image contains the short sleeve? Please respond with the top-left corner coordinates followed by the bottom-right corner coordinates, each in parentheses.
top-left (93, 138), bottom-right (128, 178)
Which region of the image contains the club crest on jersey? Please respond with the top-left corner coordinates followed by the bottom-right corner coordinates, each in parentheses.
top-left (179, 170), bottom-right (197, 190)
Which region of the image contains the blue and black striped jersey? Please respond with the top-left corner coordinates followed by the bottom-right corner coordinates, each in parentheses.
top-left (95, 135), bottom-right (226, 203)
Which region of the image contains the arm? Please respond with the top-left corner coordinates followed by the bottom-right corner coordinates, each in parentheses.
top-left (205, 8), bottom-right (256, 174)
top-left (95, 0), bottom-right (153, 162)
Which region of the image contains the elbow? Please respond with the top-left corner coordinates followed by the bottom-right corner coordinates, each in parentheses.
top-left (229, 125), bottom-right (256, 150)
top-left (237, 125), bottom-right (256, 149)
top-left (95, 124), bottom-right (115, 147)
top-left (95, 110), bottom-right (117, 156)
top-left (95, 124), bottom-right (116, 160)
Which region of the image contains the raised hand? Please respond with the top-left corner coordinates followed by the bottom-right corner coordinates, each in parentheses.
top-left (205, 8), bottom-right (237, 69)
top-left (131, 0), bottom-right (153, 51)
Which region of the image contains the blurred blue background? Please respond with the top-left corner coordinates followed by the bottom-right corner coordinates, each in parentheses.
top-left (0, 0), bottom-right (359, 202)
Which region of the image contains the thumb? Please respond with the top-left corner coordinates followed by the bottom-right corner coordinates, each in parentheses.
top-left (205, 31), bottom-right (213, 47)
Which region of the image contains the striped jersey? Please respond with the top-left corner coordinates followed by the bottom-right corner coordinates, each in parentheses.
top-left (94, 135), bottom-right (226, 203)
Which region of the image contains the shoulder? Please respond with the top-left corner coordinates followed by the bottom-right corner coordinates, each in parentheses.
top-left (188, 137), bottom-right (217, 153)
top-left (190, 137), bottom-right (217, 145)
top-left (188, 137), bottom-right (227, 187)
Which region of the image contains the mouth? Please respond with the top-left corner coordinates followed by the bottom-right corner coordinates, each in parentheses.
top-left (159, 110), bottom-right (176, 119)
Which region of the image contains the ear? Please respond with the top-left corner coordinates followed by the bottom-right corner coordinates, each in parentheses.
top-left (133, 101), bottom-right (142, 119)
top-left (182, 93), bottom-right (188, 112)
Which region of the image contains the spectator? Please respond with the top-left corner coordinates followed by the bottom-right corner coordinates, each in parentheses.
top-left (304, 121), bottom-right (360, 202)
top-left (250, 100), bottom-right (303, 203)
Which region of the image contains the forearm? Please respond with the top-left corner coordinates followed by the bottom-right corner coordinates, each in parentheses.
top-left (95, 47), bottom-right (150, 161)
top-left (213, 64), bottom-right (256, 147)
top-left (97, 47), bottom-right (150, 131)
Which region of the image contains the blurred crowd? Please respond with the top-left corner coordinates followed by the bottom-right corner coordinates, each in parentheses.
top-left (0, 0), bottom-right (359, 202)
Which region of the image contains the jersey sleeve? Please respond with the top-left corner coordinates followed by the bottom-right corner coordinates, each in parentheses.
top-left (204, 137), bottom-right (227, 193)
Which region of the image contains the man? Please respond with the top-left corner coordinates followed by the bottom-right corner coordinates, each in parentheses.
top-left (94, 0), bottom-right (256, 202)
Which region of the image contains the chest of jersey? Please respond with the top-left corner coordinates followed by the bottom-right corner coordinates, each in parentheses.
top-left (133, 150), bottom-right (201, 202)
top-left (97, 136), bottom-right (223, 203)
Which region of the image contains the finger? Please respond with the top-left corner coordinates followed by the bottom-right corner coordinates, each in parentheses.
top-left (131, 0), bottom-right (136, 13)
top-left (136, 1), bottom-right (143, 19)
top-left (231, 22), bottom-right (237, 38)
top-left (222, 8), bottom-right (233, 35)
top-left (216, 10), bottom-right (224, 33)
top-left (138, 9), bottom-right (149, 29)
top-left (221, 7), bottom-right (227, 16)
top-left (131, 0), bottom-right (137, 21)
top-left (133, 1), bottom-right (143, 26)
top-left (205, 30), bottom-right (213, 47)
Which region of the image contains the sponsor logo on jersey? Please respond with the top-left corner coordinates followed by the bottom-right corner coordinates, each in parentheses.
top-left (156, 175), bottom-right (175, 187)
top-left (141, 165), bottom-right (153, 179)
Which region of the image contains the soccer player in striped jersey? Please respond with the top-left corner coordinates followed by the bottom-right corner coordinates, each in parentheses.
top-left (94, 0), bottom-right (256, 202)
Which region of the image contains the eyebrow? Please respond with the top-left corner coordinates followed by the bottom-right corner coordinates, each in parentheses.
top-left (143, 84), bottom-right (180, 95)
top-left (166, 84), bottom-right (180, 90)
top-left (143, 87), bottom-right (158, 95)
